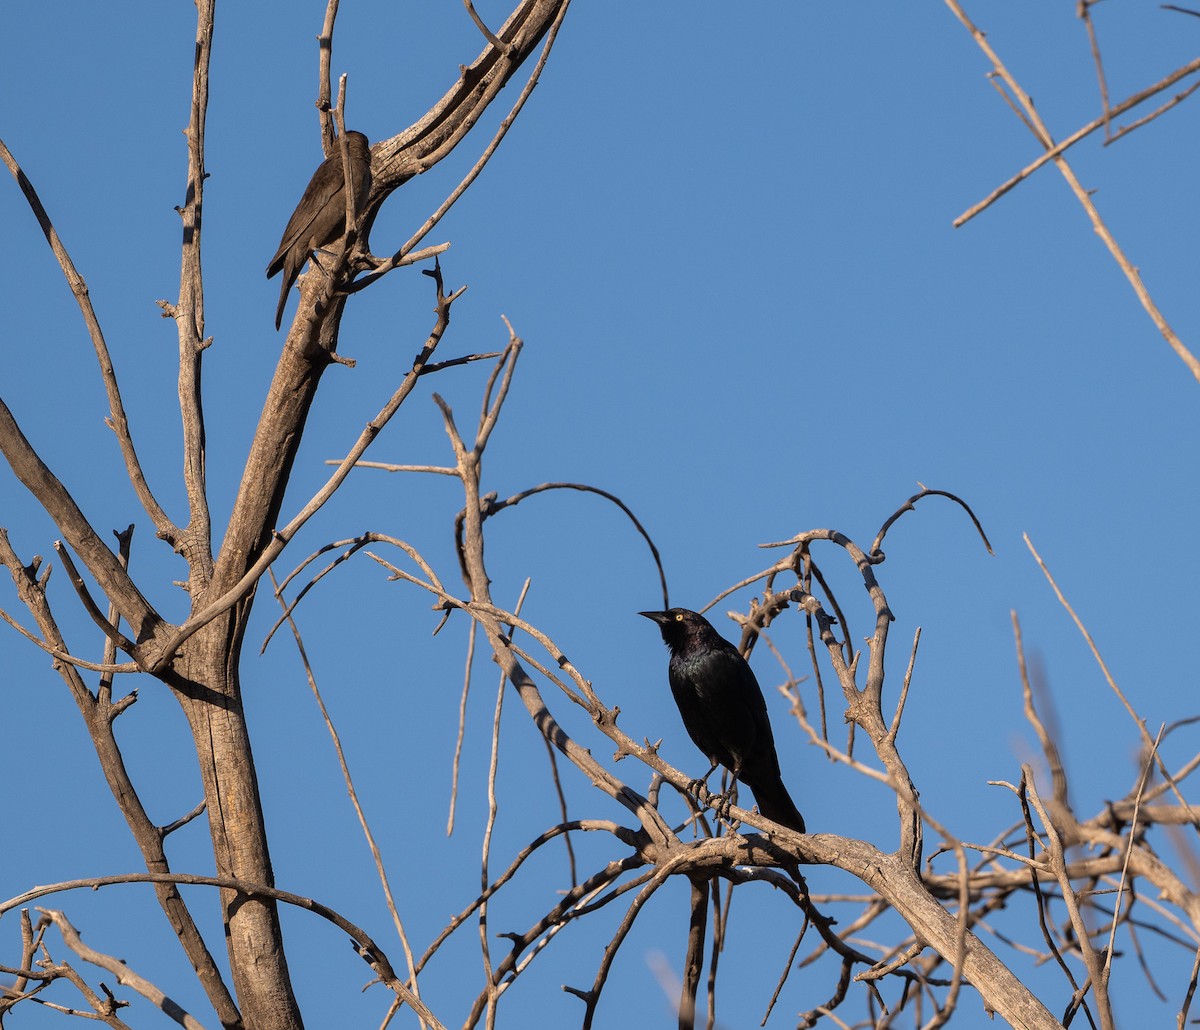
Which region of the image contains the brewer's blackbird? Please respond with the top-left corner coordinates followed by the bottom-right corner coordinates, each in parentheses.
top-left (641, 608), bottom-right (805, 833)
top-left (266, 130), bottom-right (372, 330)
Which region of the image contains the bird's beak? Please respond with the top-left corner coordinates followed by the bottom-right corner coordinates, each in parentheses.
top-left (639, 611), bottom-right (669, 625)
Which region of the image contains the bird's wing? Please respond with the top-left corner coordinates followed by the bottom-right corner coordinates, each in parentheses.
top-left (668, 670), bottom-right (734, 770)
top-left (709, 650), bottom-right (774, 767)
top-left (670, 647), bottom-right (768, 772)
top-left (265, 154), bottom-right (347, 279)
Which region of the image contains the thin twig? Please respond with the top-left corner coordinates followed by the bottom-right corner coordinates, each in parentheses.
top-left (1077, 1), bottom-right (1112, 139)
top-left (316, 0), bottom-right (341, 147)
top-left (267, 568), bottom-right (422, 1007)
top-left (1010, 774), bottom-right (1092, 1020)
top-left (955, 56), bottom-right (1200, 227)
top-left (1103, 725), bottom-right (1166, 993)
top-left (463, 0), bottom-right (506, 49)
top-left (0, 137), bottom-right (177, 544)
top-left (1025, 534), bottom-right (1200, 828)
top-left (886, 627), bottom-right (921, 743)
top-left (448, 617), bottom-right (478, 835)
top-left (1024, 767), bottom-right (1113, 1029)
top-left (944, 0), bottom-right (1200, 382)
top-left (1178, 944), bottom-right (1200, 1029)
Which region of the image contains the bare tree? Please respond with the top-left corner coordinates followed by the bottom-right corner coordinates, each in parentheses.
top-left (3, 3), bottom-right (1200, 1029)
top-left (1, 2), bottom-right (570, 1027)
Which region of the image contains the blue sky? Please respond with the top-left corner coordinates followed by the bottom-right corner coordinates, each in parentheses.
top-left (3, 2), bottom-right (1200, 1027)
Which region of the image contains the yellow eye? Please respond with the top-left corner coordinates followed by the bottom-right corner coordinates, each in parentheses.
top-left (674, 612), bottom-right (684, 621)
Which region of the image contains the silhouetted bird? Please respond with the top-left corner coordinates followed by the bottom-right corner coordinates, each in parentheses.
top-left (266, 130), bottom-right (372, 330)
top-left (641, 608), bottom-right (805, 833)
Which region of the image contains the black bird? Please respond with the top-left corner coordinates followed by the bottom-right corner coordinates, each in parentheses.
top-left (266, 130), bottom-right (372, 330)
top-left (641, 608), bottom-right (805, 833)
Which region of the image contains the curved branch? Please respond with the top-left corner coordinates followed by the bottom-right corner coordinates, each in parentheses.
top-left (480, 481), bottom-right (669, 609)
top-left (0, 872), bottom-right (446, 1030)
top-left (870, 486), bottom-right (994, 558)
top-left (418, 822), bottom-right (639, 980)
top-left (0, 603), bottom-right (139, 675)
top-left (464, 856), bottom-right (647, 1028)
top-left (261, 532), bottom-right (446, 652)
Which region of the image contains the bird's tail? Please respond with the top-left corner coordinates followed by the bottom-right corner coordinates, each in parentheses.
top-left (273, 272), bottom-right (292, 331)
top-left (742, 774), bottom-right (806, 834)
